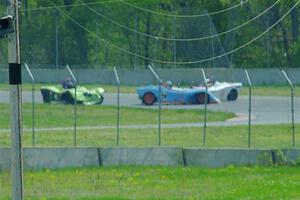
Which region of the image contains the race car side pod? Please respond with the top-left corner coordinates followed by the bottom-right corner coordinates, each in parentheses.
top-left (25, 63), bottom-right (36, 147)
top-left (201, 69), bottom-right (208, 146)
top-left (66, 65), bottom-right (78, 147)
top-left (282, 70), bottom-right (295, 147)
top-left (148, 64), bottom-right (162, 146)
top-left (245, 70), bottom-right (252, 148)
top-left (114, 67), bottom-right (120, 146)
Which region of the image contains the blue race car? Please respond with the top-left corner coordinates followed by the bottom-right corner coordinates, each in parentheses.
top-left (137, 82), bottom-right (220, 106)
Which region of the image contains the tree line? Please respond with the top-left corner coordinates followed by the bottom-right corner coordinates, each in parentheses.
top-left (0, 0), bottom-right (300, 69)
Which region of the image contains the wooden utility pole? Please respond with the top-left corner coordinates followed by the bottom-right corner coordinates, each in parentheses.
top-left (8, 0), bottom-right (23, 199)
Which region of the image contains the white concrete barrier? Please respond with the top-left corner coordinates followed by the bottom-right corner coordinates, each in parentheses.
top-left (280, 149), bottom-right (300, 164)
top-left (0, 148), bottom-right (10, 170)
top-left (100, 147), bottom-right (184, 167)
top-left (23, 148), bottom-right (100, 170)
top-left (183, 148), bottom-right (274, 167)
top-left (0, 148), bottom-right (299, 170)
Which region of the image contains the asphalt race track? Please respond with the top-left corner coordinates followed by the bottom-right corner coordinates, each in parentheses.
top-left (0, 91), bottom-right (299, 125)
top-left (102, 93), bottom-right (300, 125)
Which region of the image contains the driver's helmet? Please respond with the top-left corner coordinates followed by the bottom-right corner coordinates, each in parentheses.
top-left (61, 77), bottom-right (75, 89)
top-left (206, 78), bottom-right (215, 86)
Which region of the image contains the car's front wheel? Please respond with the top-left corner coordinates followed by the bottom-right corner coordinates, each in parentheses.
top-left (142, 92), bottom-right (156, 105)
top-left (227, 89), bottom-right (238, 101)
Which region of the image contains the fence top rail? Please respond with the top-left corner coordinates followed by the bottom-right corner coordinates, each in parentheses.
top-left (24, 63), bottom-right (34, 82)
top-left (113, 66), bottom-right (120, 85)
top-left (201, 69), bottom-right (207, 86)
top-left (66, 65), bottom-right (77, 83)
top-left (245, 69), bottom-right (252, 87)
top-left (281, 70), bottom-right (294, 88)
top-left (148, 64), bottom-right (162, 84)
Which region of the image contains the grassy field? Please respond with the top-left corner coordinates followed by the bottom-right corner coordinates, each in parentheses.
top-left (0, 100), bottom-right (298, 148)
top-left (0, 124), bottom-right (297, 148)
top-left (1, 166), bottom-right (300, 199)
top-left (0, 84), bottom-right (299, 96)
top-left (0, 103), bottom-right (297, 148)
top-left (239, 85), bottom-right (299, 97)
top-left (0, 104), bottom-right (234, 129)
top-left (1, 88), bottom-right (298, 199)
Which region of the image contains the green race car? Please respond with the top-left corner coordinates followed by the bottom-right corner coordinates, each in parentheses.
top-left (40, 85), bottom-right (104, 105)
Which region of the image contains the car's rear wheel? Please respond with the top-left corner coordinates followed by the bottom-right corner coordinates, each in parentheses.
top-left (61, 92), bottom-right (75, 104)
top-left (142, 92), bottom-right (156, 105)
top-left (227, 89), bottom-right (238, 101)
top-left (196, 92), bottom-right (209, 104)
top-left (40, 89), bottom-right (52, 103)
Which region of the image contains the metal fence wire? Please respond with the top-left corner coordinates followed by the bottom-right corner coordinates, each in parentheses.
top-left (0, 64), bottom-right (298, 148)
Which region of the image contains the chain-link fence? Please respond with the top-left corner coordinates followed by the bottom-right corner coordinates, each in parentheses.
top-left (0, 64), bottom-right (298, 148)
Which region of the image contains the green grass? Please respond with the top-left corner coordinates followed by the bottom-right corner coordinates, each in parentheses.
top-left (1, 166), bottom-right (300, 199)
top-left (0, 125), bottom-right (297, 148)
top-left (0, 84), bottom-right (299, 96)
top-left (0, 103), bottom-right (234, 129)
top-left (0, 104), bottom-right (297, 148)
top-left (240, 85), bottom-right (299, 97)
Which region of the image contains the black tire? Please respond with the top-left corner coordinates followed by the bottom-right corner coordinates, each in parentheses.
top-left (61, 92), bottom-right (75, 104)
top-left (142, 92), bottom-right (156, 106)
top-left (40, 89), bottom-right (52, 103)
top-left (227, 89), bottom-right (238, 101)
top-left (96, 95), bottom-right (104, 105)
top-left (196, 92), bottom-right (209, 104)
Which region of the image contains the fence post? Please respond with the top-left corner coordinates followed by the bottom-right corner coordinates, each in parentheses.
top-left (148, 64), bottom-right (162, 146)
top-left (113, 67), bottom-right (120, 146)
top-left (25, 63), bottom-right (35, 147)
top-left (281, 70), bottom-right (295, 147)
top-left (66, 65), bottom-right (77, 147)
top-left (201, 69), bottom-right (208, 146)
top-left (245, 70), bottom-right (252, 148)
